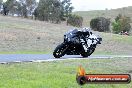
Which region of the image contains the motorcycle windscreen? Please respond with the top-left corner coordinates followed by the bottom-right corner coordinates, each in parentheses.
top-left (64, 29), bottom-right (79, 42)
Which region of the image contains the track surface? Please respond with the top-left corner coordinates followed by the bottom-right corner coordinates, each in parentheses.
top-left (0, 54), bottom-right (132, 63)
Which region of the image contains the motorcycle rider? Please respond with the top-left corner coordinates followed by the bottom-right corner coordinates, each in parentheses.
top-left (78, 27), bottom-right (102, 53)
top-left (53, 27), bottom-right (102, 58)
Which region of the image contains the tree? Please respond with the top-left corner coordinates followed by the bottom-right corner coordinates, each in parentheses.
top-left (37, 0), bottom-right (62, 23)
top-left (18, 0), bottom-right (37, 18)
top-left (0, 0), bottom-right (3, 10)
top-left (3, 0), bottom-right (37, 17)
top-left (112, 14), bottom-right (131, 34)
top-left (3, 0), bottom-right (22, 16)
top-left (21, 4), bottom-right (28, 18)
top-left (33, 7), bottom-right (38, 20)
top-left (112, 21), bottom-right (121, 34)
top-left (35, 0), bottom-right (74, 23)
top-left (2, 1), bottom-right (10, 15)
top-left (5, 0), bottom-right (22, 16)
top-left (3, 0), bottom-right (14, 15)
top-left (61, 0), bottom-right (74, 20)
top-left (25, 0), bottom-right (37, 16)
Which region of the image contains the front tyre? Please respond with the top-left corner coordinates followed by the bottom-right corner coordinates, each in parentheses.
top-left (53, 43), bottom-right (68, 58)
top-left (80, 52), bottom-right (89, 57)
top-left (88, 47), bottom-right (95, 56)
top-left (81, 47), bottom-right (95, 57)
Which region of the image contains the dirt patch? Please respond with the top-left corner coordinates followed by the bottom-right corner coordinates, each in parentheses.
top-left (0, 33), bottom-right (17, 41)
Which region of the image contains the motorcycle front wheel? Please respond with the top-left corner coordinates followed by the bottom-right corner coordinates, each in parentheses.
top-left (81, 48), bottom-right (95, 57)
top-left (53, 43), bottom-right (68, 58)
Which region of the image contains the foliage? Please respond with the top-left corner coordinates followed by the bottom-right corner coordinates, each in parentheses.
top-left (0, 0), bottom-right (2, 7)
top-left (35, 0), bottom-right (73, 23)
top-left (112, 21), bottom-right (121, 34)
top-left (36, 0), bottom-right (62, 23)
top-left (61, 0), bottom-right (74, 20)
top-left (19, 0), bottom-right (37, 17)
top-left (90, 17), bottom-right (110, 32)
top-left (0, 0), bottom-right (3, 14)
top-left (3, 0), bottom-right (37, 17)
top-left (4, 0), bottom-right (21, 16)
top-left (67, 14), bottom-right (83, 27)
top-left (2, 0), bottom-right (74, 24)
top-left (112, 14), bottom-right (131, 34)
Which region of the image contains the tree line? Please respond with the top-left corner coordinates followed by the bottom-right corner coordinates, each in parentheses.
top-left (34, 0), bottom-right (74, 23)
top-left (0, 0), bottom-right (84, 27)
top-left (0, 0), bottom-right (37, 17)
top-left (0, 0), bottom-right (131, 31)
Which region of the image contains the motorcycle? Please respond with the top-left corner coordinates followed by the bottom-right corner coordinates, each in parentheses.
top-left (53, 28), bottom-right (102, 58)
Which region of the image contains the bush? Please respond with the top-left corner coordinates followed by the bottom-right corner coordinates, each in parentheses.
top-left (90, 17), bottom-right (110, 32)
top-left (112, 14), bottom-right (131, 34)
top-left (112, 21), bottom-right (121, 34)
top-left (67, 14), bottom-right (83, 27)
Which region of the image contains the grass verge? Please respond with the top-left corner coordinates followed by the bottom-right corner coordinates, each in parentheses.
top-left (0, 58), bottom-right (132, 88)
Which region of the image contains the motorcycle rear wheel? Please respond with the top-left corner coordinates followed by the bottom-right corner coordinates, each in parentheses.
top-left (53, 43), bottom-right (68, 58)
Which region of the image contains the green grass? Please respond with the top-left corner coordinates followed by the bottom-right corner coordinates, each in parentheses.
top-left (93, 50), bottom-right (114, 55)
top-left (0, 58), bottom-right (131, 88)
top-left (112, 34), bottom-right (132, 44)
top-left (93, 32), bottom-right (132, 55)
top-left (99, 32), bottom-right (132, 44)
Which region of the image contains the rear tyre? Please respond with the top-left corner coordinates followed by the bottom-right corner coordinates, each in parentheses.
top-left (53, 43), bottom-right (68, 58)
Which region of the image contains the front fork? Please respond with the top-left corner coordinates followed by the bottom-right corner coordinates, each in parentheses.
top-left (80, 39), bottom-right (97, 53)
top-left (80, 39), bottom-right (88, 52)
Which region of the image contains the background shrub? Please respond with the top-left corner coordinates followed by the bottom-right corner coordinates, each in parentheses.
top-left (90, 17), bottom-right (110, 32)
top-left (67, 14), bottom-right (83, 27)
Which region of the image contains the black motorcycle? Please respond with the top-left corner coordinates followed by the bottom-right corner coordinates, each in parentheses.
top-left (53, 28), bottom-right (102, 58)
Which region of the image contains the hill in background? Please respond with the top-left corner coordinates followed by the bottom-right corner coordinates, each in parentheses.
top-left (74, 6), bottom-right (132, 26)
top-left (0, 15), bottom-right (74, 53)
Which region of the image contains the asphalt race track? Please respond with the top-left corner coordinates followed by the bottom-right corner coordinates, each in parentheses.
top-left (0, 54), bottom-right (132, 63)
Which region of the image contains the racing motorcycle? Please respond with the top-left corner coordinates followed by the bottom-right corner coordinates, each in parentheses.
top-left (53, 28), bottom-right (102, 58)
